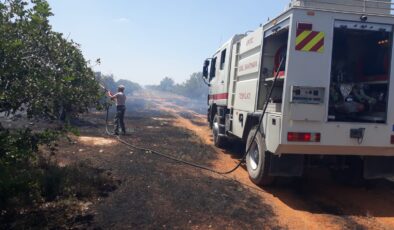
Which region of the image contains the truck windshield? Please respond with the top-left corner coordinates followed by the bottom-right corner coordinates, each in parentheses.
top-left (328, 21), bottom-right (392, 123)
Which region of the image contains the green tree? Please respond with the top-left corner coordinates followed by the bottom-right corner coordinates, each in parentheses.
top-left (96, 72), bottom-right (141, 95)
top-left (95, 72), bottom-right (118, 93)
top-left (117, 79), bottom-right (142, 93)
top-left (179, 72), bottom-right (207, 99)
top-left (159, 76), bottom-right (175, 92)
top-left (155, 73), bottom-right (208, 100)
top-left (0, 0), bottom-right (102, 119)
top-left (0, 0), bottom-right (104, 208)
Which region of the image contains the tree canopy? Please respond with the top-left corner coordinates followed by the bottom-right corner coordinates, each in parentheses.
top-left (0, 0), bottom-right (105, 209)
top-left (159, 77), bottom-right (175, 92)
top-left (95, 72), bottom-right (141, 95)
top-left (151, 73), bottom-right (208, 100)
top-left (0, 0), bottom-right (102, 119)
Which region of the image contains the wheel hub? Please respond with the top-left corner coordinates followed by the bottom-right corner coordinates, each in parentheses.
top-left (213, 121), bottom-right (219, 141)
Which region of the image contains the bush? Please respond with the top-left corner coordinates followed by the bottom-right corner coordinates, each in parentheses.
top-left (0, 159), bottom-right (116, 229)
top-left (0, 127), bottom-right (59, 208)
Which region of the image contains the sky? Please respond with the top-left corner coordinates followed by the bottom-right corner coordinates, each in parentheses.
top-left (47, 0), bottom-right (290, 85)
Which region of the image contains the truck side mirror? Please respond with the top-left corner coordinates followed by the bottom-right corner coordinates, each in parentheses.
top-left (202, 60), bottom-right (210, 79)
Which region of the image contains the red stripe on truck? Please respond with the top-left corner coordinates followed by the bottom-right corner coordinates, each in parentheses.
top-left (209, 93), bottom-right (228, 100)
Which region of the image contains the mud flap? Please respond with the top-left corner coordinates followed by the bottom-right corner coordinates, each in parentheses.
top-left (269, 154), bottom-right (304, 177)
top-left (364, 156), bottom-right (394, 179)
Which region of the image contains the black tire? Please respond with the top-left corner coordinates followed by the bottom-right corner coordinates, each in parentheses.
top-left (212, 115), bottom-right (226, 148)
top-left (246, 127), bottom-right (274, 186)
top-left (207, 108), bottom-right (212, 129)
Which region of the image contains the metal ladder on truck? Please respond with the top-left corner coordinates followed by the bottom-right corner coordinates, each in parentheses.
top-left (226, 42), bottom-right (241, 133)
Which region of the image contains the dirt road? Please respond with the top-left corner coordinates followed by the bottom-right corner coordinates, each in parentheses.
top-left (58, 90), bottom-right (394, 229)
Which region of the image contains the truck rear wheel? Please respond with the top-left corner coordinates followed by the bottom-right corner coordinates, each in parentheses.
top-left (246, 127), bottom-right (274, 186)
top-left (212, 115), bottom-right (226, 148)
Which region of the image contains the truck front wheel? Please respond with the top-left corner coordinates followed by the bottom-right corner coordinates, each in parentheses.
top-left (246, 127), bottom-right (274, 186)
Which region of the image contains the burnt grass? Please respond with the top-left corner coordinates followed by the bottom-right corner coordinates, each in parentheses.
top-left (0, 160), bottom-right (118, 230)
top-left (94, 156), bottom-right (278, 229)
top-left (83, 101), bottom-right (279, 229)
top-left (92, 108), bottom-right (280, 229)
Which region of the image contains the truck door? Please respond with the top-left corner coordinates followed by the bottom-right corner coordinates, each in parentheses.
top-left (209, 55), bottom-right (218, 104)
top-left (212, 44), bottom-right (231, 106)
top-left (217, 48), bottom-right (228, 95)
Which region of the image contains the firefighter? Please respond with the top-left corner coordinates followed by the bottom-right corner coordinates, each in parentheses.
top-left (108, 85), bottom-right (127, 135)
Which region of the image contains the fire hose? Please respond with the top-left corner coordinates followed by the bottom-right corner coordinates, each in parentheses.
top-left (104, 57), bottom-right (285, 175)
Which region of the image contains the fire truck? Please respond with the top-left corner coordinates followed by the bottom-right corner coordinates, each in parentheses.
top-left (202, 0), bottom-right (394, 185)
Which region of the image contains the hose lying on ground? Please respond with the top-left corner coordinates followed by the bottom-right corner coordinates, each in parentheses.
top-left (104, 57), bottom-right (285, 175)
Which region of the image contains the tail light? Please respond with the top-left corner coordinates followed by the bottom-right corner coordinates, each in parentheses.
top-left (391, 135), bottom-right (394, 144)
top-left (288, 132), bottom-right (321, 142)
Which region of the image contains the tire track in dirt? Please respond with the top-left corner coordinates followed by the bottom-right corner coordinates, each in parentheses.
top-left (140, 90), bottom-right (394, 229)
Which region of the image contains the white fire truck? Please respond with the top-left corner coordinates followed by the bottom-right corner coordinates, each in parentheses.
top-left (202, 0), bottom-right (394, 185)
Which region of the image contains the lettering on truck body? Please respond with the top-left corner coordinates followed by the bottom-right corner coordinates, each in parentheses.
top-left (239, 61), bottom-right (258, 73)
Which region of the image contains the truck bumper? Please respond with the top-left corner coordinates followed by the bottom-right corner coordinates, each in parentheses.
top-left (276, 144), bottom-right (394, 156)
